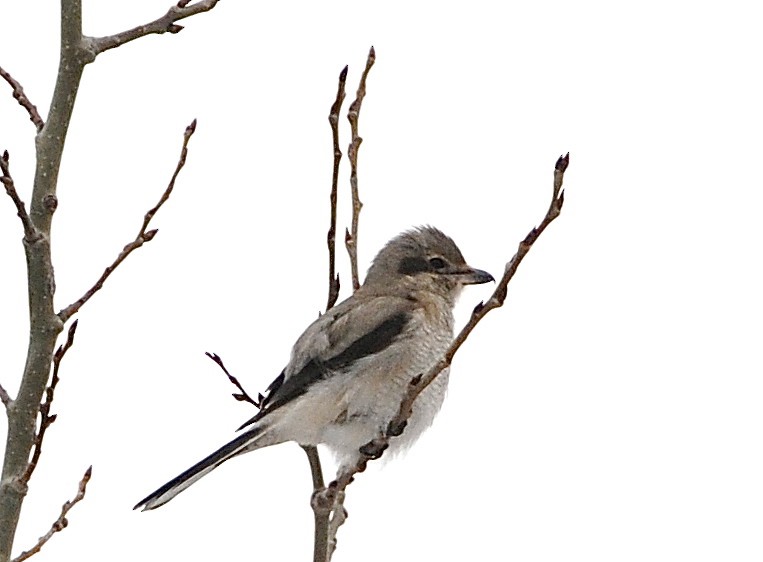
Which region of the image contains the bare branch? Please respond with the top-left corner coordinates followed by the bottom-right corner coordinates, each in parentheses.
top-left (57, 119), bottom-right (198, 323)
top-left (344, 47), bottom-right (376, 291)
top-left (0, 383), bottom-right (10, 409)
top-left (2, 2), bottom-right (83, 559)
top-left (205, 352), bottom-right (262, 408)
top-left (325, 65), bottom-right (348, 311)
top-left (322, 153), bottom-right (570, 498)
top-left (11, 466), bottom-right (92, 562)
top-left (1, 151), bottom-right (40, 243)
top-left (91, 0), bottom-right (220, 55)
top-left (20, 320), bottom-right (79, 485)
top-left (0, 66), bottom-right (44, 131)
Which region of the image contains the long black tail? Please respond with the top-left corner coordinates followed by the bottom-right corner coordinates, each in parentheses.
top-left (134, 426), bottom-right (264, 511)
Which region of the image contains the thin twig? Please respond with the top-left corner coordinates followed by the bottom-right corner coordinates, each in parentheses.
top-left (322, 153), bottom-right (570, 498)
top-left (0, 66), bottom-right (44, 131)
top-left (344, 47), bottom-right (376, 291)
top-left (1, 151), bottom-right (40, 242)
top-left (205, 352), bottom-right (262, 407)
top-left (326, 65), bottom-right (348, 311)
top-left (20, 320), bottom-right (79, 485)
top-left (91, 0), bottom-right (220, 55)
top-left (11, 466), bottom-right (92, 562)
top-left (57, 119), bottom-right (198, 323)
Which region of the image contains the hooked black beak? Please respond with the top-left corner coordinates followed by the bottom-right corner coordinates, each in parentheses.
top-left (455, 266), bottom-right (494, 285)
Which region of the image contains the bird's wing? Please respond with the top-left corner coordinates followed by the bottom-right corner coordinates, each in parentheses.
top-left (238, 294), bottom-right (416, 430)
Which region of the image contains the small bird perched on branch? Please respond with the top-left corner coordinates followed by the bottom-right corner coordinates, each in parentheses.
top-left (135, 226), bottom-right (493, 511)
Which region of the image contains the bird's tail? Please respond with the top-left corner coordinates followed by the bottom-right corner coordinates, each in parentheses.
top-left (134, 425), bottom-right (269, 511)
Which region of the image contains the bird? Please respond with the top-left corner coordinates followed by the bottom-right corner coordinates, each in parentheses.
top-left (134, 226), bottom-right (493, 511)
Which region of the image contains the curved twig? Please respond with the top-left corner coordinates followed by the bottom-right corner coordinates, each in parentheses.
top-left (0, 66), bottom-right (44, 131)
top-left (57, 120), bottom-right (197, 323)
top-left (11, 467), bottom-right (92, 562)
top-left (323, 153), bottom-right (570, 498)
top-left (1, 151), bottom-right (39, 242)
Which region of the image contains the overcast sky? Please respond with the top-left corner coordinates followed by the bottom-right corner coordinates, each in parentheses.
top-left (1, 1), bottom-right (761, 561)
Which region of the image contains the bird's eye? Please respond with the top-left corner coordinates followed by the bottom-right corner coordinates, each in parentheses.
top-left (429, 257), bottom-right (447, 270)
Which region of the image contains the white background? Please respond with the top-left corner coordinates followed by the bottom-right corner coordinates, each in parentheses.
top-left (1, 1), bottom-right (761, 561)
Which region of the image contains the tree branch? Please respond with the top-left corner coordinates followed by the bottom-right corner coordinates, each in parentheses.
top-left (11, 466), bottom-right (92, 562)
top-left (0, 66), bottom-right (44, 132)
top-left (0, 2), bottom-right (86, 557)
top-left (325, 65), bottom-right (348, 312)
top-left (322, 153), bottom-right (570, 499)
top-left (344, 47), bottom-right (375, 291)
top-left (1, 151), bottom-right (40, 243)
top-left (1, 1), bottom-right (217, 559)
top-left (57, 119), bottom-right (197, 324)
top-left (91, 0), bottom-right (221, 55)
top-left (20, 321), bottom-right (79, 485)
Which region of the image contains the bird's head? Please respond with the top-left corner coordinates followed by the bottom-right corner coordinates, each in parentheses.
top-left (364, 226), bottom-right (494, 302)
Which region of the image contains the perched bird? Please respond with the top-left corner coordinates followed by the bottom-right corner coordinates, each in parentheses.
top-left (134, 226), bottom-right (493, 511)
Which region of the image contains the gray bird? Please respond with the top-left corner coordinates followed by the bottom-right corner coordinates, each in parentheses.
top-left (134, 226), bottom-right (493, 511)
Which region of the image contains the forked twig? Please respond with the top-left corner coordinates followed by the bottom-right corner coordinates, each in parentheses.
top-left (57, 119), bottom-right (198, 323)
top-left (309, 62), bottom-right (355, 562)
top-left (317, 49), bottom-right (377, 560)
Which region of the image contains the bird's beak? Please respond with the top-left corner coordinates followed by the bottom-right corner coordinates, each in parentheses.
top-left (455, 266), bottom-right (494, 285)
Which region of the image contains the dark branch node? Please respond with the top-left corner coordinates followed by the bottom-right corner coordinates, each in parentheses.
top-left (43, 195), bottom-right (58, 213)
top-left (359, 438), bottom-right (388, 460)
top-left (386, 419), bottom-right (407, 437)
